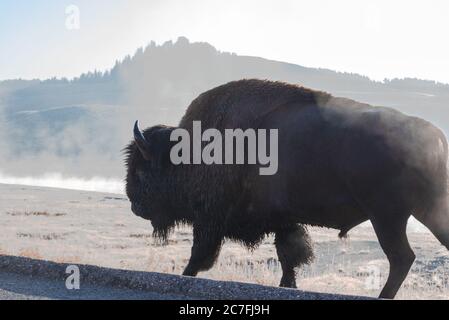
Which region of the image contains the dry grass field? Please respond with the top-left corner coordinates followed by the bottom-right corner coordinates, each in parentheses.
top-left (1, 183), bottom-right (448, 299)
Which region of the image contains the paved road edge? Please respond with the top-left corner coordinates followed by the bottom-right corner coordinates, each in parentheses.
top-left (0, 255), bottom-right (373, 300)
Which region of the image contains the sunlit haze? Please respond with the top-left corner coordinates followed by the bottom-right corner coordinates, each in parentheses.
top-left (1, 0), bottom-right (449, 83)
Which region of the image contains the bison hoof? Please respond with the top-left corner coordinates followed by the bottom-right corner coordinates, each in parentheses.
top-left (280, 279), bottom-right (297, 289)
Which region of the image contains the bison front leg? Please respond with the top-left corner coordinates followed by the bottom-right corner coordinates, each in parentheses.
top-left (183, 225), bottom-right (223, 277)
top-left (275, 224), bottom-right (314, 288)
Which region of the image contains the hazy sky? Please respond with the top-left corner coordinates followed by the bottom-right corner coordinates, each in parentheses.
top-left (1, 0), bottom-right (449, 83)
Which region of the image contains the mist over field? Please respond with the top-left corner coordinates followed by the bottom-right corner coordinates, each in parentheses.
top-left (1, 37), bottom-right (449, 194)
top-left (0, 173), bottom-right (124, 194)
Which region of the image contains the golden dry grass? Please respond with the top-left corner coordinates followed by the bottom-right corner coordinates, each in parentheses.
top-left (54, 256), bottom-right (82, 264)
top-left (18, 248), bottom-right (43, 260)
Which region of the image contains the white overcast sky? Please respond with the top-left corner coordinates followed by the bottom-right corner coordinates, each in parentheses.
top-left (1, 0), bottom-right (449, 83)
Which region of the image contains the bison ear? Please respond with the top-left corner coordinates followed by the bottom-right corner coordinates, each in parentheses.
top-left (134, 121), bottom-right (152, 161)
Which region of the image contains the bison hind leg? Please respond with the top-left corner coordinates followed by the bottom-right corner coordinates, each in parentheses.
top-left (275, 224), bottom-right (314, 288)
top-left (371, 216), bottom-right (415, 299)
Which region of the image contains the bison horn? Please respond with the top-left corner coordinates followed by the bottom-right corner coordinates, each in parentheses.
top-left (134, 121), bottom-right (152, 161)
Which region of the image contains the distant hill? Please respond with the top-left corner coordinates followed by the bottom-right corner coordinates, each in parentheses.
top-left (1, 37), bottom-right (448, 178)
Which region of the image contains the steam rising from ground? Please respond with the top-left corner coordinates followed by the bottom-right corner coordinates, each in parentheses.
top-left (0, 172), bottom-right (124, 194)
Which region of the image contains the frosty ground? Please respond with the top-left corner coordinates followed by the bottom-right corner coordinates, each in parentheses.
top-left (0, 183), bottom-right (448, 300)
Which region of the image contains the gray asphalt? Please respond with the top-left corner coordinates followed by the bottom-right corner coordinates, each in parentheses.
top-left (0, 272), bottom-right (189, 300)
top-left (0, 255), bottom-right (372, 300)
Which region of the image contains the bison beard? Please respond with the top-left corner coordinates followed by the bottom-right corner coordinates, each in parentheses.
top-left (125, 79), bottom-right (449, 299)
top-left (151, 215), bottom-right (176, 243)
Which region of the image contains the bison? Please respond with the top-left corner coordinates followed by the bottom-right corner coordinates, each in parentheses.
top-left (125, 79), bottom-right (449, 299)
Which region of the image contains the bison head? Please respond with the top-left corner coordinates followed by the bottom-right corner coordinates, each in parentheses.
top-left (125, 121), bottom-right (178, 240)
